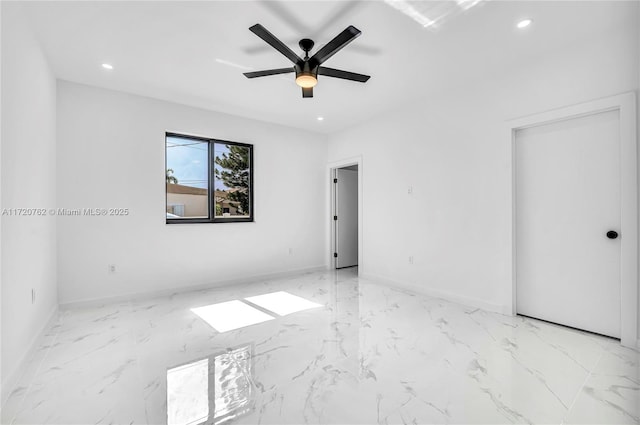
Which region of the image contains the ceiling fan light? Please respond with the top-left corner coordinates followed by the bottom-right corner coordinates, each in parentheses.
top-left (296, 74), bottom-right (317, 88)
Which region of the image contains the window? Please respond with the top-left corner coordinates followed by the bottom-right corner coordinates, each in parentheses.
top-left (166, 133), bottom-right (253, 223)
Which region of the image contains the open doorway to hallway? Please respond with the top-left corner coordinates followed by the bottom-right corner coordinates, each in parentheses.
top-left (332, 165), bottom-right (358, 269)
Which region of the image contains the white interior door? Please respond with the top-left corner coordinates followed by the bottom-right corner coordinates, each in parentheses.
top-left (335, 168), bottom-right (358, 268)
top-left (516, 110), bottom-right (621, 338)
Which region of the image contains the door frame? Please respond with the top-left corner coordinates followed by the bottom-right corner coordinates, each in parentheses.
top-left (507, 92), bottom-right (637, 347)
top-left (328, 156), bottom-right (363, 273)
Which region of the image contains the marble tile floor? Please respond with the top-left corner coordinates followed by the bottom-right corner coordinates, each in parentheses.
top-left (2, 268), bottom-right (639, 424)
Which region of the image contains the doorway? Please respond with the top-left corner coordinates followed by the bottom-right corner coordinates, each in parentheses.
top-left (509, 93), bottom-right (637, 346)
top-left (332, 164), bottom-right (358, 269)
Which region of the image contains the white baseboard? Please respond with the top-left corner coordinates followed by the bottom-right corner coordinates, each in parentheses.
top-left (1, 304), bottom-right (58, 407)
top-left (60, 265), bottom-right (329, 309)
top-left (361, 272), bottom-right (511, 316)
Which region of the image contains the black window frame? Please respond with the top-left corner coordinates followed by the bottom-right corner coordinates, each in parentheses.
top-left (165, 132), bottom-right (254, 224)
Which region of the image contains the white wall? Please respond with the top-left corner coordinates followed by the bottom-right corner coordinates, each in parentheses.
top-left (57, 81), bottom-right (328, 304)
top-left (1, 3), bottom-right (58, 400)
top-left (328, 23), bottom-right (639, 314)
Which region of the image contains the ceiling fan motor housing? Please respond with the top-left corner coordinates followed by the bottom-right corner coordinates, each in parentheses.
top-left (295, 61), bottom-right (318, 80)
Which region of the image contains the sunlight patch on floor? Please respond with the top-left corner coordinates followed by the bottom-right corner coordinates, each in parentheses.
top-left (245, 291), bottom-right (323, 316)
top-left (191, 300), bottom-right (274, 332)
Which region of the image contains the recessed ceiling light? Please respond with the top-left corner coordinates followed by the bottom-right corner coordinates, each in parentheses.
top-left (517, 19), bottom-right (533, 29)
top-left (317, 116), bottom-right (324, 121)
top-left (101, 63), bottom-right (114, 70)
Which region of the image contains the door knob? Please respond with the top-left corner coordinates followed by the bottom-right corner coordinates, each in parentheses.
top-left (606, 230), bottom-right (619, 239)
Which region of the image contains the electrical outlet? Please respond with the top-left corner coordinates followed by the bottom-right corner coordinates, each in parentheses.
top-left (409, 256), bottom-right (414, 264)
top-left (408, 186), bottom-right (413, 195)
top-left (108, 264), bottom-right (116, 273)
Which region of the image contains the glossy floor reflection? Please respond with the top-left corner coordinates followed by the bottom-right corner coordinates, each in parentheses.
top-left (3, 268), bottom-right (639, 424)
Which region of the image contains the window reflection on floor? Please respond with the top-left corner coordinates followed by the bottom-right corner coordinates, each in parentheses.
top-left (167, 358), bottom-right (209, 425)
top-left (167, 345), bottom-right (254, 425)
top-left (214, 345), bottom-right (253, 423)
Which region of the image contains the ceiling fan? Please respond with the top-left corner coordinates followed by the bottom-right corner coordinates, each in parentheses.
top-left (243, 24), bottom-right (371, 98)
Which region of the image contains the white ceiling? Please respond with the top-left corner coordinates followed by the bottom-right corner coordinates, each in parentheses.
top-left (19, 1), bottom-right (637, 134)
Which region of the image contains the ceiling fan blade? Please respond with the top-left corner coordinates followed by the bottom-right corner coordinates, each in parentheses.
top-left (309, 25), bottom-right (361, 66)
top-left (243, 68), bottom-right (294, 78)
top-left (302, 87), bottom-right (313, 98)
top-left (318, 67), bottom-right (370, 83)
top-left (249, 24), bottom-right (302, 64)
